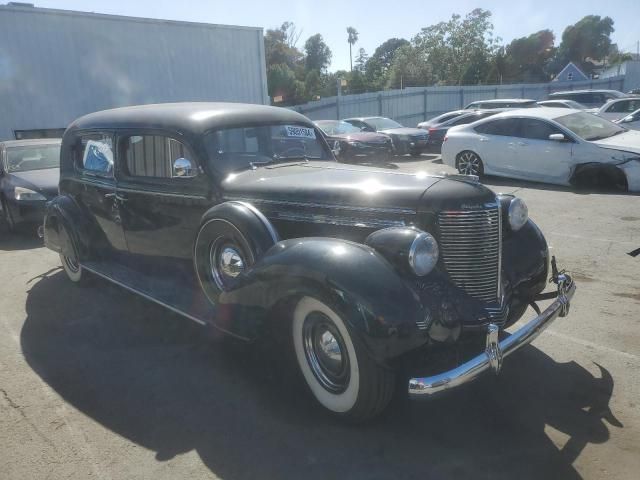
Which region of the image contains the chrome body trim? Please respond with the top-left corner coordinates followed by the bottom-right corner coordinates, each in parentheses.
top-left (408, 274), bottom-right (575, 398)
top-left (271, 210), bottom-right (405, 229)
top-left (223, 196), bottom-right (416, 216)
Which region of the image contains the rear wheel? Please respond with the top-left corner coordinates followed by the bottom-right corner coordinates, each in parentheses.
top-left (291, 296), bottom-right (395, 421)
top-left (59, 252), bottom-right (85, 283)
top-left (456, 151), bottom-right (484, 177)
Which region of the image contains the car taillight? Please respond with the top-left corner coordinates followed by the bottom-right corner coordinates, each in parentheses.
top-left (443, 135), bottom-right (448, 143)
top-left (428, 128), bottom-right (436, 134)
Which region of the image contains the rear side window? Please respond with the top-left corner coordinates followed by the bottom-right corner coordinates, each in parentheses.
top-left (123, 135), bottom-right (196, 179)
top-left (474, 119), bottom-right (518, 136)
top-left (77, 134), bottom-right (114, 176)
top-left (516, 119), bottom-right (562, 140)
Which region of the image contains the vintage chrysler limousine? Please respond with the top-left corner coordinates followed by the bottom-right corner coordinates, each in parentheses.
top-left (43, 103), bottom-right (575, 421)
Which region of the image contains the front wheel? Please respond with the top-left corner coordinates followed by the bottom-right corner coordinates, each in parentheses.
top-left (410, 151), bottom-right (422, 158)
top-left (291, 296), bottom-right (395, 421)
top-left (456, 151), bottom-right (484, 177)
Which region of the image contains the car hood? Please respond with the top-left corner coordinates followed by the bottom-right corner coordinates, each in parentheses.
top-left (379, 127), bottom-right (427, 136)
top-left (221, 162), bottom-right (495, 212)
top-left (593, 130), bottom-right (640, 155)
top-left (4, 168), bottom-right (59, 198)
top-left (330, 132), bottom-right (390, 143)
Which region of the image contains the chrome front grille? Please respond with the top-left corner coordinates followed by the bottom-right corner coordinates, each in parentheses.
top-left (438, 206), bottom-right (502, 302)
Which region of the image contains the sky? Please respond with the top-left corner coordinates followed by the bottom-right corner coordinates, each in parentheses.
top-left (33, 0), bottom-right (640, 72)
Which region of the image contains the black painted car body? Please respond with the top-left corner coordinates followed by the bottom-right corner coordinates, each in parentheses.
top-left (343, 117), bottom-right (429, 156)
top-left (0, 139), bottom-right (61, 232)
top-left (43, 102), bottom-right (570, 419)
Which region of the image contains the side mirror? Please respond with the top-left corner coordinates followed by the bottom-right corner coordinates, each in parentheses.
top-left (173, 157), bottom-right (195, 177)
top-left (548, 133), bottom-right (566, 142)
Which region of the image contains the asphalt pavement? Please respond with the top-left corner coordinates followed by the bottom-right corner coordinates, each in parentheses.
top-left (1, 155), bottom-right (639, 479)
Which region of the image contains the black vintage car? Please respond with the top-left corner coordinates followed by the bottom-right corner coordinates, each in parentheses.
top-left (1, 139), bottom-right (61, 234)
top-left (43, 102), bottom-right (575, 421)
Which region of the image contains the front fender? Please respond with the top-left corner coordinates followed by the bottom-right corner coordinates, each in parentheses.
top-left (503, 219), bottom-right (549, 299)
top-left (219, 237), bottom-right (428, 361)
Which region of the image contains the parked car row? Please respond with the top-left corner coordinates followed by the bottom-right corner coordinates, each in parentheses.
top-left (314, 116), bottom-right (429, 161)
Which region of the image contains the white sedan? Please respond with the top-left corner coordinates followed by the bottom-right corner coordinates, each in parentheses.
top-left (441, 108), bottom-right (640, 192)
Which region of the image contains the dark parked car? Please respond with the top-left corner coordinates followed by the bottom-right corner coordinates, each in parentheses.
top-left (343, 117), bottom-right (428, 156)
top-left (416, 110), bottom-right (468, 130)
top-left (314, 120), bottom-right (393, 162)
top-left (422, 110), bottom-right (500, 153)
top-left (1, 139), bottom-right (61, 233)
top-left (44, 102), bottom-right (576, 421)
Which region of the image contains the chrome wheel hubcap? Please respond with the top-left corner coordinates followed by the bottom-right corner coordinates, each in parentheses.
top-left (458, 152), bottom-right (481, 175)
top-left (302, 312), bottom-right (350, 393)
top-left (210, 240), bottom-right (246, 291)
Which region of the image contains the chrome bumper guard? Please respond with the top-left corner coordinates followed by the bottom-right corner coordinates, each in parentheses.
top-left (408, 273), bottom-right (575, 398)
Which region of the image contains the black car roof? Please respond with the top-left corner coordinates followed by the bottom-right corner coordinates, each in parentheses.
top-left (68, 102), bottom-right (314, 135)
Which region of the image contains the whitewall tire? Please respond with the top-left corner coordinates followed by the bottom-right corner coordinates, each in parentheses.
top-left (59, 252), bottom-right (84, 283)
top-left (291, 296), bottom-right (395, 420)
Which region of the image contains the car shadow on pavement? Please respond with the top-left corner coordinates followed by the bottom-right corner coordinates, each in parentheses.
top-left (21, 271), bottom-right (621, 480)
top-left (0, 230), bottom-right (43, 251)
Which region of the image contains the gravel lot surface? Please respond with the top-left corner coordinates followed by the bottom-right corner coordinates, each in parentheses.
top-left (1, 155), bottom-right (639, 479)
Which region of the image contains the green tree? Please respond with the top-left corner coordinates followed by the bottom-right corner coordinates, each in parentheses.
top-left (502, 30), bottom-right (556, 82)
top-left (413, 8), bottom-right (499, 85)
top-left (347, 27), bottom-right (359, 72)
top-left (354, 48), bottom-right (368, 73)
top-left (550, 15), bottom-right (615, 75)
top-left (365, 38), bottom-right (410, 89)
top-left (304, 34), bottom-right (332, 73)
top-left (387, 45), bottom-right (433, 88)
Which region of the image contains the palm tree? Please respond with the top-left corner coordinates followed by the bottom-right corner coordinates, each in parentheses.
top-left (347, 27), bottom-right (359, 72)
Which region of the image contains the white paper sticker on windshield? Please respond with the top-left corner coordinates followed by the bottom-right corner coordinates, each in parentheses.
top-left (284, 125), bottom-right (316, 139)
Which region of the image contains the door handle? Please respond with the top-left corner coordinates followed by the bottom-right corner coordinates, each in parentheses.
top-left (479, 137), bottom-right (489, 142)
top-left (104, 192), bottom-right (128, 202)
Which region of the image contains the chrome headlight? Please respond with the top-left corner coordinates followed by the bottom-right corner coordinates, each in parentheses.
top-left (508, 197), bottom-right (528, 231)
top-left (14, 186), bottom-right (46, 201)
top-left (409, 231), bottom-right (439, 276)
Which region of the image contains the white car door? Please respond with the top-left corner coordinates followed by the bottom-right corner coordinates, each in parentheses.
top-left (470, 118), bottom-right (520, 175)
top-left (510, 118), bottom-right (574, 183)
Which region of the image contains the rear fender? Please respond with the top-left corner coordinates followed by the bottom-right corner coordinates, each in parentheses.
top-left (219, 237), bottom-right (428, 361)
top-left (44, 195), bottom-right (90, 260)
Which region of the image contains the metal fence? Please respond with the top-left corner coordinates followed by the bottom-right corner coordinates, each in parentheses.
top-left (290, 76), bottom-right (626, 126)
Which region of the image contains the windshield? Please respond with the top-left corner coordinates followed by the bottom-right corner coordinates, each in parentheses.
top-left (5, 144), bottom-right (60, 172)
top-left (316, 121), bottom-right (362, 135)
top-left (367, 117), bottom-right (403, 130)
top-left (204, 123), bottom-right (333, 174)
top-left (555, 112), bottom-right (627, 140)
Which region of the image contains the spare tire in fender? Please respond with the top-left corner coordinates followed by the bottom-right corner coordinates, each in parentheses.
top-left (194, 201), bottom-right (279, 304)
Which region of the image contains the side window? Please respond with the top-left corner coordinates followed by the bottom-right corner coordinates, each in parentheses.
top-left (627, 100), bottom-right (640, 112)
top-left (77, 134), bottom-right (114, 176)
top-left (451, 115), bottom-right (478, 126)
top-left (517, 119), bottom-right (562, 140)
top-left (474, 119), bottom-right (518, 136)
top-left (607, 101), bottom-right (627, 113)
top-left (123, 135), bottom-right (196, 179)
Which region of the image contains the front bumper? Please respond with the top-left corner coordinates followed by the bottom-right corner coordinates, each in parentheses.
top-left (408, 273), bottom-right (575, 398)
